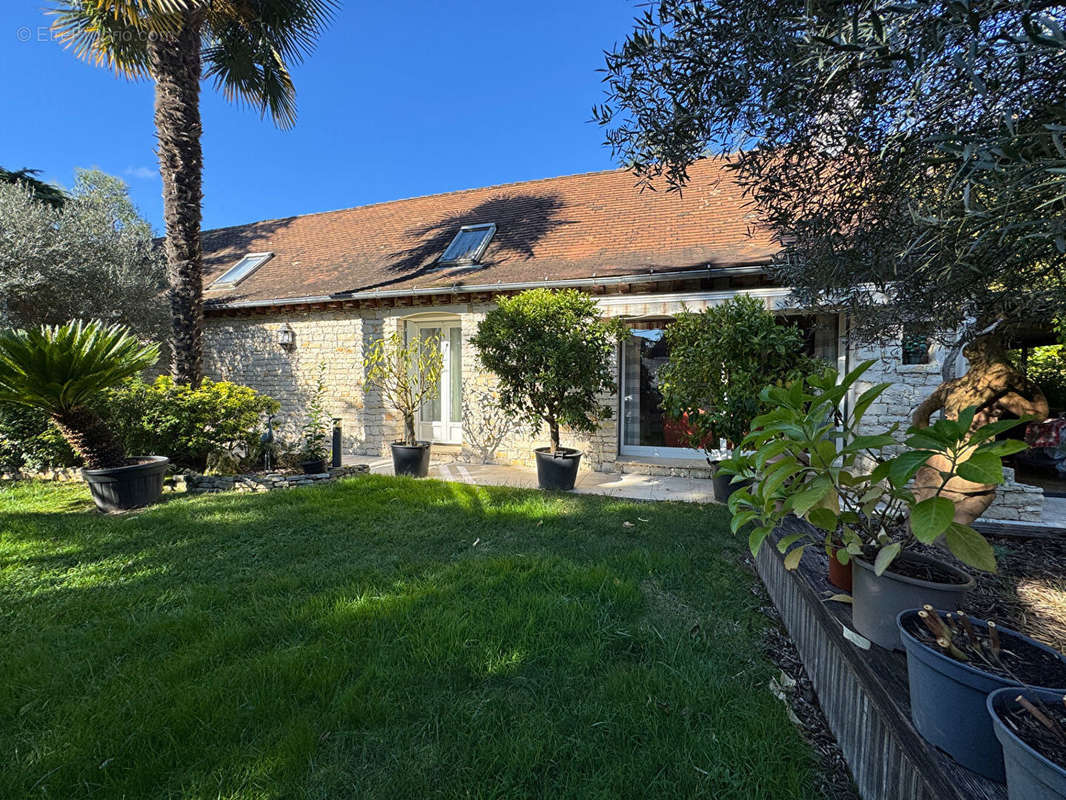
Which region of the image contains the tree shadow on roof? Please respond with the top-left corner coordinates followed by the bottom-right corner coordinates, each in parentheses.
top-left (349, 193), bottom-right (574, 294)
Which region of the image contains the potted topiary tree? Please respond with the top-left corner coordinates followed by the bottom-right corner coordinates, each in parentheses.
top-left (363, 329), bottom-right (443, 477)
top-left (471, 288), bottom-right (626, 490)
top-left (0, 320), bottom-right (165, 511)
top-left (657, 294), bottom-right (815, 502)
top-left (299, 362), bottom-right (330, 474)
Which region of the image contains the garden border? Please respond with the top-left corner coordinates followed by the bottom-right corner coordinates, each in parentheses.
top-left (755, 517), bottom-right (1004, 800)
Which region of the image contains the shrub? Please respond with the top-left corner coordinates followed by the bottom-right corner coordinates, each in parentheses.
top-left (300, 363), bottom-right (330, 463)
top-left (658, 295), bottom-right (815, 451)
top-left (471, 289), bottom-right (626, 452)
top-left (102, 376), bottom-right (280, 471)
top-left (0, 405), bottom-right (77, 472)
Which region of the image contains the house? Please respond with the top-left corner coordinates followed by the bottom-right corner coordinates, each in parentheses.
top-left (201, 158), bottom-right (1044, 522)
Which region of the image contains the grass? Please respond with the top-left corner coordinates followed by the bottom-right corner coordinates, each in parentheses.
top-left (0, 476), bottom-right (816, 799)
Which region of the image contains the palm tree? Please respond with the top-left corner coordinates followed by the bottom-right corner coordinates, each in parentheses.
top-left (0, 320), bottom-right (159, 468)
top-left (51, 1), bottom-right (337, 386)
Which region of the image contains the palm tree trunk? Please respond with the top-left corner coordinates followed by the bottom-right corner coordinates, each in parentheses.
top-left (51, 407), bottom-right (126, 470)
top-left (148, 12), bottom-right (205, 388)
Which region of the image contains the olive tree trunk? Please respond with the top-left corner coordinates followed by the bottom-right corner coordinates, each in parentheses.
top-left (548, 418), bottom-right (561, 453)
top-left (403, 413), bottom-right (417, 447)
top-left (148, 12), bottom-right (205, 388)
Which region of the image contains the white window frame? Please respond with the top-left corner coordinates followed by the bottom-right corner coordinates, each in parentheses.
top-left (436, 223), bottom-right (496, 268)
top-left (407, 320), bottom-right (463, 444)
top-left (211, 252), bottom-right (273, 289)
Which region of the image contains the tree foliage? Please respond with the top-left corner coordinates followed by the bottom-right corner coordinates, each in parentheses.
top-left (0, 169), bottom-right (167, 342)
top-left (363, 330), bottom-right (443, 447)
top-left (471, 289), bottom-right (626, 452)
top-left (596, 0), bottom-right (1066, 343)
top-left (0, 167), bottom-right (66, 208)
top-left (658, 295), bottom-right (815, 449)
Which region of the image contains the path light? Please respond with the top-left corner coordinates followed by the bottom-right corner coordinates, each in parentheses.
top-left (278, 323), bottom-right (295, 349)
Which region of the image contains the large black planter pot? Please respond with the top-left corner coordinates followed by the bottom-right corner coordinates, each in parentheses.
top-left (851, 552), bottom-right (974, 650)
top-left (713, 473), bottom-right (752, 503)
top-left (899, 610), bottom-right (1066, 782)
top-left (82, 456), bottom-right (169, 513)
top-left (989, 687), bottom-right (1066, 799)
top-left (391, 442), bottom-right (431, 477)
top-left (301, 459), bottom-right (327, 475)
top-left (534, 447), bottom-right (582, 490)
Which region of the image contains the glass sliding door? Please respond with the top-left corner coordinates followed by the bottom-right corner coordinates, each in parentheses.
top-left (410, 321), bottom-right (463, 444)
top-left (619, 327), bottom-right (706, 458)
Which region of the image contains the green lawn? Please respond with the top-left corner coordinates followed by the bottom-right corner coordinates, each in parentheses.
top-left (1, 476), bottom-right (816, 799)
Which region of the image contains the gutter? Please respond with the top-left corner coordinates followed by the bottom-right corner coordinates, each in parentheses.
top-left (206, 264), bottom-right (769, 311)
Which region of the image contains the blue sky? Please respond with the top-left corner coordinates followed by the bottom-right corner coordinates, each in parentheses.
top-left (1, 1), bottom-right (640, 232)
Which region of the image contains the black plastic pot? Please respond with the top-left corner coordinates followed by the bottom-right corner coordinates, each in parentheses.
top-left (899, 610), bottom-right (1066, 782)
top-left (534, 447), bottom-right (582, 490)
top-left (82, 456), bottom-right (169, 513)
top-left (391, 442), bottom-right (431, 477)
top-left (989, 687), bottom-right (1066, 799)
top-left (301, 459), bottom-right (327, 475)
top-left (713, 473), bottom-right (752, 503)
top-left (851, 552), bottom-right (974, 650)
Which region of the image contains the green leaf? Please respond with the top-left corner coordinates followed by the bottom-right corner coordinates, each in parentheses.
top-left (956, 452), bottom-right (1005, 484)
top-left (748, 525), bottom-right (773, 558)
top-left (846, 433), bottom-right (897, 452)
top-left (873, 542), bottom-right (901, 576)
top-left (978, 439), bottom-right (1029, 458)
top-left (888, 450), bottom-right (934, 487)
top-left (730, 510), bottom-right (759, 534)
top-left (808, 506), bottom-right (838, 532)
top-left (787, 479), bottom-right (833, 516)
top-left (777, 532), bottom-right (806, 553)
top-left (909, 496), bottom-right (956, 543)
top-left (783, 544), bottom-right (806, 570)
top-left (944, 523), bottom-right (996, 572)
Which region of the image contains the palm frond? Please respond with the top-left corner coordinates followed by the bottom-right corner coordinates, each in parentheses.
top-left (0, 320), bottom-right (159, 414)
top-left (203, 0), bottom-right (337, 128)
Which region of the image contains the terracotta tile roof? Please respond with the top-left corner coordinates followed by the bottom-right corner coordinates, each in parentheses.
top-left (201, 157), bottom-right (776, 307)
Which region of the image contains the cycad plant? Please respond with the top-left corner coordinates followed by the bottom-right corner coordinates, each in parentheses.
top-left (0, 321), bottom-right (159, 469)
top-left (51, 0), bottom-right (337, 386)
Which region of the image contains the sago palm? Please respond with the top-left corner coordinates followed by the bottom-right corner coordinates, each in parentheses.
top-left (0, 320), bottom-right (159, 469)
top-left (50, 0), bottom-right (337, 387)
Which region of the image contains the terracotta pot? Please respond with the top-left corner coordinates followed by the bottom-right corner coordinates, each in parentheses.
top-left (827, 547), bottom-right (852, 593)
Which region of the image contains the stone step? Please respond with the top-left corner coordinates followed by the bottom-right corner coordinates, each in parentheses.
top-left (615, 459), bottom-right (716, 479)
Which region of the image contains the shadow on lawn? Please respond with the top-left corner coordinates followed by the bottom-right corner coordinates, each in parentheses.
top-left (0, 476), bottom-right (806, 800)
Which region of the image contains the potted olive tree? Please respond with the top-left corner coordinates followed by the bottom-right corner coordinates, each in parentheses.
top-left (472, 288), bottom-right (625, 490)
top-left (0, 320), bottom-right (165, 511)
top-left (363, 328), bottom-right (443, 477)
top-left (722, 361), bottom-right (1028, 649)
top-left (657, 295), bottom-right (814, 501)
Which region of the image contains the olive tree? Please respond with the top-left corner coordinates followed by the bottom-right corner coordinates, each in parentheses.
top-left (471, 289), bottom-right (626, 453)
top-left (0, 169), bottom-right (167, 342)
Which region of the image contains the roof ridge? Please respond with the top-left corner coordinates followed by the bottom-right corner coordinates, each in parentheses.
top-left (200, 160), bottom-right (723, 236)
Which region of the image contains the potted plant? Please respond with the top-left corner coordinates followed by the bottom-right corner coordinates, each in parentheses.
top-left (471, 288), bottom-right (625, 490)
top-left (363, 328), bottom-right (443, 477)
top-left (657, 295), bottom-right (815, 502)
top-left (0, 320), bottom-right (166, 512)
top-left (722, 361), bottom-right (1029, 649)
top-left (299, 362), bottom-right (329, 474)
top-left (897, 607), bottom-right (1066, 782)
top-left (989, 686), bottom-right (1066, 797)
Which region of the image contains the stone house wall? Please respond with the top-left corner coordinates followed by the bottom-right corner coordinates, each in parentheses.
top-left (204, 290), bottom-right (1043, 520)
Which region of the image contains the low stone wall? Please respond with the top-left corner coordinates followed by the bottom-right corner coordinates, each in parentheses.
top-left (981, 468), bottom-right (1045, 522)
top-left (174, 465), bottom-right (369, 494)
top-left (1, 465), bottom-right (371, 494)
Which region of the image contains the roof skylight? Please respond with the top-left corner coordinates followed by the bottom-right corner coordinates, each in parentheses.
top-left (438, 223), bottom-right (496, 267)
top-left (212, 252), bottom-right (273, 287)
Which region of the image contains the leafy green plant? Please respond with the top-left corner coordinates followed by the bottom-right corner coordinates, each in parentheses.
top-left (721, 361), bottom-right (1030, 576)
top-left (102, 375), bottom-right (280, 471)
top-left (658, 295), bottom-right (816, 452)
top-left (0, 405), bottom-right (77, 472)
top-left (471, 289), bottom-right (626, 453)
top-left (300, 363), bottom-right (330, 463)
top-left (0, 320), bottom-right (158, 468)
top-left (363, 330), bottom-right (443, 447)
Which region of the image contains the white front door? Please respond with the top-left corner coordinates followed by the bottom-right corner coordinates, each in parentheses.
top-left (411, 322), bottom-right (463, 444)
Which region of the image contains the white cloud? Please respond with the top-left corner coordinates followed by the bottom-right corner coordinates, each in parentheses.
top-left (124, 166), bottom-right (157, 180)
